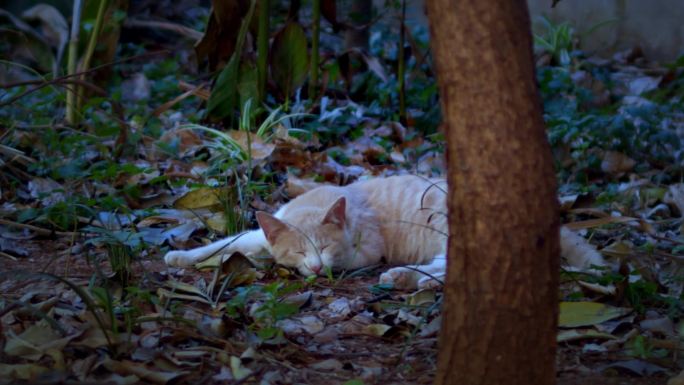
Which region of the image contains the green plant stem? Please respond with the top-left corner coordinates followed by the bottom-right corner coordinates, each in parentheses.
top-left (398, 0), bottom-right (406, 124)
top-left (309, 0), bottom-right (320, 100)
top-left (66, 0), bottom-right (84, 125)
top-left (76, 0), bottom-right (109, 120)
top-left (257, 0), bottom-right (270, 104)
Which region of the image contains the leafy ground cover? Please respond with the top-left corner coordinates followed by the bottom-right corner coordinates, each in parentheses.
top-left (1, 2), bottom-right (684, 384)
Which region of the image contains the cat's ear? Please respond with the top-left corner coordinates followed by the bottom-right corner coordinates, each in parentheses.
top-left (256, 212), bottom-right (289, 244)
top-left (322, 197), bottom-right (346, 228)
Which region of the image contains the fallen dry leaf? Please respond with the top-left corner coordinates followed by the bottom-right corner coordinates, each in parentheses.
top-left (601, 151), bottom-right (636, 175)
top-left (556, 329), bottom-right (617, 342)
top-left (173, 187), bottom-right (224, 210)
top-left (103, 357), bottom-right (187, 384)
top-left (229, 130), bottom-right (276, 161)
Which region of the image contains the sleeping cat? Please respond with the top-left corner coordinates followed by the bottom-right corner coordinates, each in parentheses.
top-left (164, 174), bottom-right (605, 289)
top-left (164, 175), bottom-right (448, 290)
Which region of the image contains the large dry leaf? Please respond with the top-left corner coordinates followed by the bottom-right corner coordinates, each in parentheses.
top-left (21, 4), bottom-right (68, 70)
top-left (311, 359), bottom-right (343, 371)
top-left (277, 315), bottom-right (324, 335)
top-left (557, 329), bottom-right (617, 342)
top-left (601, 151), bottom-right (636, 175)
top-left (228, 130), bottom-right (275, 160)
top-left (559, 302), bottom-right (632, 328)
top-left (407, 289), bottom-right (436, 306)
top-left (103, 358), bottom-right (186, 384)
top-left (157, 287), bottom-right (211, 305)
top-left (363, 324), bottom-right (392, 337)
top-left (578, 281), bottom-right (616, 296)
top-left (282, 291), bottom-right (313, 309)
top-left (229, 356), bottom-right (251, 380)
top-left (601, 359), bottom-right (666, 377)
top-left (195, 250), bottom-right (255, 272)
top-left (668, 369), bottom-right (684, 385)
top-left (564, 216), bottom-right (641, 231)
top-left (28, 177), bottom-right (65, 206)
top-left (600, 240), bottom-right (633, 259)
top-left (4, 322), bottom-right (76, 361)
top-left (194, 0), bottom-right (250, 71)
top-left (158, 129), bottom-right (203, 155)
top-left (0, 363), bottom-right (49, 381)
top-left (285, 175), bottom-right (326, 197)
top-left (664, 183), bottom-right (684, 216)
top-left (173, 187), bottom-right (223, 210)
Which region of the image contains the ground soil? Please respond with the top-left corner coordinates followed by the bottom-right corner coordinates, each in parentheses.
top-left (0, 235), bottom-right (674, 384)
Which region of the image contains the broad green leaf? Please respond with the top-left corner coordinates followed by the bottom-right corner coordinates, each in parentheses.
top-left (238, 63), bottom-right (259, 114)
top-left (270, 23), bottom-right (309, 98)
top-left (271, 302), bottom-right (299, 319)
top-left (559, 302), bottom-right (631, 328)
top-left (206, 0), bottom-right (257, 121)
top-left (206, 54), bottom-right (240, 121)
top-left (343, 380), bottom-right (365, 385)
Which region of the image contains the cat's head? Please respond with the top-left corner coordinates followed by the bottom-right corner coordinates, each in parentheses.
top-left (255, 197), bottom-right (353, 276)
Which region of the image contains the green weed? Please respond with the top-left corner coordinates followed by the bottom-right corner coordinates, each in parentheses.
top-left (225, 280), bottom-right (302, 341)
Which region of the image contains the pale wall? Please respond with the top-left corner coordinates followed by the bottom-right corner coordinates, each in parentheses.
top-left (528, 0), bottom-right (684, 61)
top-left (396, 0), bottom-right (684, 61)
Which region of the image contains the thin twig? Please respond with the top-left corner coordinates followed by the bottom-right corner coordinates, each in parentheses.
top-left (0, 50), bottom-right (169, 107)
top-left (0, 251), bottom-right (18, 261)
top-left (124, 18), bottom-right (203, 40)
top-left (0, 218), bottom-right (79, 237)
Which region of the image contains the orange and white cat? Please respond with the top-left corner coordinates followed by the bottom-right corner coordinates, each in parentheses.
top-left (164, 174), bottom-right (607, 289)
top-left (164, 175), bottom-right (448, 289)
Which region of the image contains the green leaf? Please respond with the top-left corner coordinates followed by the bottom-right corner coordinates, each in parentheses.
top-left (343, 380), bottom-right (365, 385)
top-left (270, 23), bottom-right (309, 99)
top-left (206, 0), bottom-right (257, 122)
top-left (238, 63), bottom-right (259, 114)
top-left (559, 302), bottom-right (632, 328)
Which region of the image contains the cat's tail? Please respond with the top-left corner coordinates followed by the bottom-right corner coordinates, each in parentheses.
top-left (560, 226), bottom-right (617, 272)
top-left (164, 229), bottom-right (268, 267)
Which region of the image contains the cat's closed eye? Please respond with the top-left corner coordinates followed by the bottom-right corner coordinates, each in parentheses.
top-left (319, 244), bottom-right (331, 251)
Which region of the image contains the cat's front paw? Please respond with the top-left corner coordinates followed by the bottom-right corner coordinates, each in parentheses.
top-left (379, 267), bottom-right (419, 290)
top-left (164, 250), bottom-right (193, 267)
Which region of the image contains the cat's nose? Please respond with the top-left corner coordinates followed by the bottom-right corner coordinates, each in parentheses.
top-left (309, 264), bottom-right (322, 274)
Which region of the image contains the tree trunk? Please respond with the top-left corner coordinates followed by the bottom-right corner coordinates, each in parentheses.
top-left (426, 1), bottom-right (560, 385)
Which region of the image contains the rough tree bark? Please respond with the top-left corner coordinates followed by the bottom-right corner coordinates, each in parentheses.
top-left (425, 1), bottom-right (560, 385)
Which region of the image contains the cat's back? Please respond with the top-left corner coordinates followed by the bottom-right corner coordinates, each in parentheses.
top-left (352, 175), bottom-right (446, 215)
top-left (351, 175), bottom-right (447, 264)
